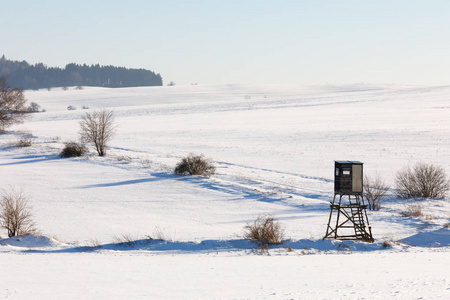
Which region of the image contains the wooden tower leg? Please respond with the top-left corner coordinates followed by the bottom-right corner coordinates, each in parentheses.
top-left (324, 194), bottom-right (337, 239)
top-left (334, 194), bottom-right (342, 239)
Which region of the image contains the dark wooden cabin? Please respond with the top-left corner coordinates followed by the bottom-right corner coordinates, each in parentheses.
top-left (334, 161), bottom-right (363, 195)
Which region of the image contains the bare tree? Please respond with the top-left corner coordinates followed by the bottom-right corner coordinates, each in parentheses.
top-left (79, 109), bottom-right (116, 156)
top-left (0, 76), bottom-right (28, 131)
top-left (364, 175), bottom-right (389, 210)
top-left (28, 102), bottom-right (41, 113)
top-left (0, 188), bottom-right (36, 238)
top-left (396, 163), bottom-right (450, 198)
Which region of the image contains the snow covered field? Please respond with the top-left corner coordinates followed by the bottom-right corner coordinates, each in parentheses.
top-left (0, 84), bottom-right (449, 299)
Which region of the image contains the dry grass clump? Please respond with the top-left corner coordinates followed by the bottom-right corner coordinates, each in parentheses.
top-left (60, 141), bottom-right (88, 158)
top-left (174, 154), bottom-right (215, 177)
top-left (86, 239), bottom-right (102, 249)
top-left (243, 215), bottom-right (285, 248)
top-left (148, 226), bottom-right (173, 242)
top-left (14, 138), bottom-right (32, 147)
top-left (112, 234), bottom-right (138, 247)
top-left (382, 240), bottom-right (394, 248)
top-left (0, 188), bottom-right (37, 237)
top-left (396, 163), bottom-right (450, 198)
top-left (364, 174), bottom-right (389, 210)
top-left (116, 155), bottom-right (132, 163)
top-left (141, 157), bottom-right (153, 168)
top-left (400, 204), bottom-right (423, 218)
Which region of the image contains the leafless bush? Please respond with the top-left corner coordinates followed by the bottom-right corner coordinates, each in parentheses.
top-left (364, 174), bottom-right (389, 210)
top-left (400, 204), bottom-right (423, 217)
top-left (243, 215), bottom-right (285, 247)
top-left (174, 154), bottom-right (215, 177)
top-left (0, 188), bottom-right (36, 238)
top-left (79, 109), bottom-right (116, 156)
top-left (0, 77), bottom-right (28, 131)
top-left (67, 105), bottom-right (77, 110)
top-left (15, 138), bottom-right (32, 147)
top-left (28, 102), bottom-right (41, 113)
top-left (395, 163), bottom-right (450, 198)
top-left (60, 141), bottom-right (87, 158)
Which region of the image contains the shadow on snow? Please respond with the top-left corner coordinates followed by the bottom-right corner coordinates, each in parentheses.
top-left (4, 228), bottom-right (448, 254)
top-left (0, 154), bottom-right (60, 166)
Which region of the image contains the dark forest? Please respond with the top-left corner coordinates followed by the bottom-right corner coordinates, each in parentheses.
top-left (0, 56), bottom-right (163, 89)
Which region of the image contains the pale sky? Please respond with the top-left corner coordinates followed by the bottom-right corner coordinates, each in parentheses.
top-left (2, 0), bottom-right (450, 86)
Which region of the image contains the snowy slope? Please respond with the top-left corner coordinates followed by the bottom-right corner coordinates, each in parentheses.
top-left (0, 84), bottom-right (449, 299)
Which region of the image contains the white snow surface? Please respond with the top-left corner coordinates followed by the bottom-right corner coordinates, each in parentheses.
top-left (0, 84), bottom-right (449, 299)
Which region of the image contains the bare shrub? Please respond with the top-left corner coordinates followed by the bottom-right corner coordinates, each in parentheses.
top-left (174, 154), bottom-right (215, 177)
top-left (395, 163), bottom-right (450, 198)
top-left (364, 174), bottom-right (389, 210)
top-left (67, 105), bottom-right (76, 110)
top-left (0, 77), bottom-right (28, 131)
top-left (400, 204), bottom-right (423, 217)
top-left (243, 215), bottom-right (285, 247)
top-left (0, 188), bottom-right (36, 238)
top-left (60, 141), bottom-right (87, 158)
top-left (28, 102), bottom-right (41, 113)
top-left (79, 109), bottom-right (116, 156)
top-left (15, 138), bottom-right (32, 147)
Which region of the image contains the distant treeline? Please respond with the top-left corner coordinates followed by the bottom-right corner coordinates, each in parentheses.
top-left (0, 55), bottom-right (163, 89)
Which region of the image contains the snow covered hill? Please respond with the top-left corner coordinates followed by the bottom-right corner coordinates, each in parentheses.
top-left (0, 84), bottom-right (449, 299)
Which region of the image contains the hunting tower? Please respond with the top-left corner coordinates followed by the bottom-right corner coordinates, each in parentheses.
top-left (324, 161), bottom-right (374, 242)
